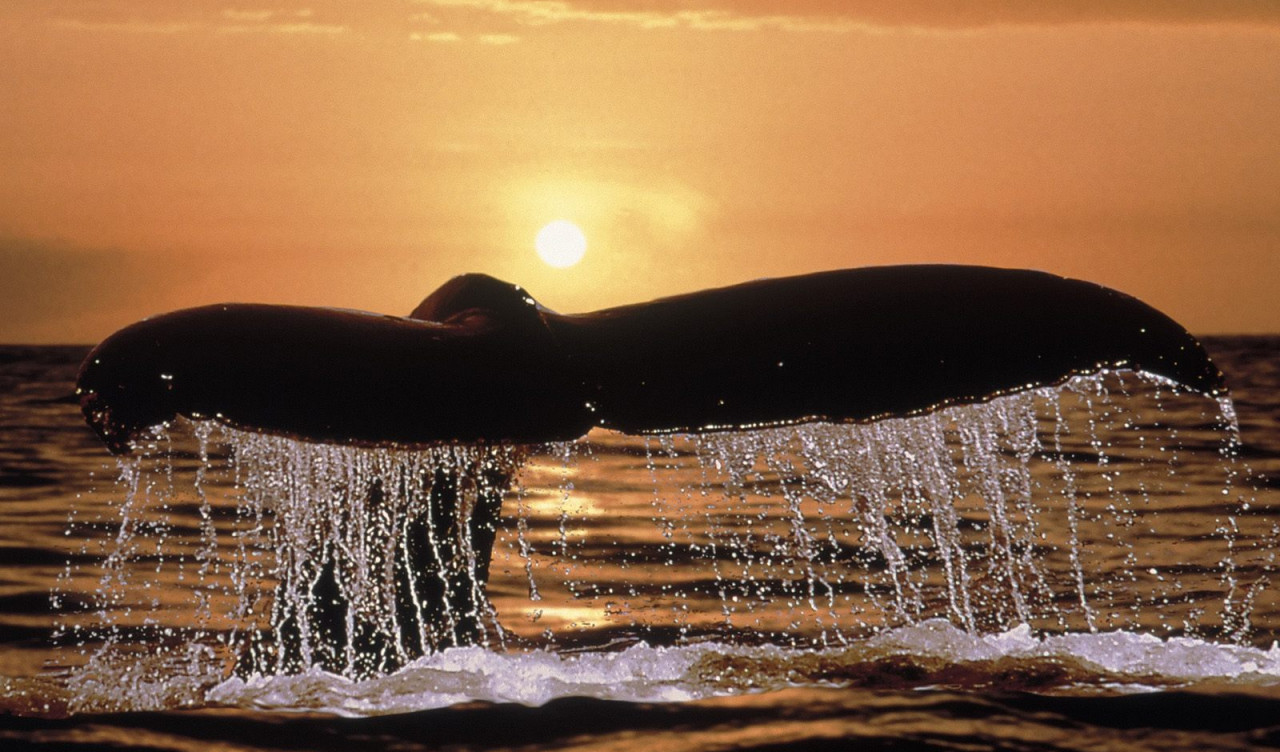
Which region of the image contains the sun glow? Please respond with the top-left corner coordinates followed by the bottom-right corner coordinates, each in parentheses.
top-left (535, 220), bottom-right (587, 268)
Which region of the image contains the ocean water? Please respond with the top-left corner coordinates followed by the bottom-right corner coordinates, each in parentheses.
top-left (1, 338), bottom-right (1279, 751)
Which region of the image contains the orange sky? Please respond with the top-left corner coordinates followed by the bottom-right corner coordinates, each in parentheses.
top-left (2, 1), bottom-right (1279, 342)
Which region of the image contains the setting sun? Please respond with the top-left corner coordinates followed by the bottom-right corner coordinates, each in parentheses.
top-left (535, 220), bottom-right (587, 268)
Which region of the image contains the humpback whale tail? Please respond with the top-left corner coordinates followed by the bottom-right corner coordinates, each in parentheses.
top-left (72, 265), bottom-right (1230, 675)
top-left (78, 265), bottom-right (1224, 454)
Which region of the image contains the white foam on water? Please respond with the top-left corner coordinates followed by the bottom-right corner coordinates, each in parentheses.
top-left (205, 620), bottom-right (1280, 717)
top-left (208, 642), bottom-right (716, 716)
top-left (866, 619), bottom-right (1280, 683)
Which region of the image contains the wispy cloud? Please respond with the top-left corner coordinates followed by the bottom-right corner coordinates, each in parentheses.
top-left (39, 1), bottom-right (1280, 44)
top-left (407, 30), bottom-right (520, 43)
top-left (418, 0), bottom-right (1280, 32)
top-left (217, 7), bottom-right (344, 34)
top-left (222, 9), bottom-right (276, 23)
top-left (410, 31), bottom-right (462, 42)
top-left (217, 21), bottom-right (348, 35)
top-left (422, 1), bottom-right (729, 31)
top-left (48, 5), bottom-right (343, 38)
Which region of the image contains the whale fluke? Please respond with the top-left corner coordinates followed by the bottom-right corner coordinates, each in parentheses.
top-left (74, 264), bottom-right (1228, 673)
top-left (78, 265), bottom-right (1224, 454)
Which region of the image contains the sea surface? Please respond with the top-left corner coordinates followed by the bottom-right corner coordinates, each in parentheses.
top-left (2, 338), bottom-right (1280, 751)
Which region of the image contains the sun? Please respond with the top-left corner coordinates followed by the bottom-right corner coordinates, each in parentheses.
top-left (535, 220), bottom-right (587, 268)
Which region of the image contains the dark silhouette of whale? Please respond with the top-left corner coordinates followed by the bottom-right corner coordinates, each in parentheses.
top-left (75, 265), bottom-right (1226, 673)
top-left (79, 265), bottom-right (1223, 454)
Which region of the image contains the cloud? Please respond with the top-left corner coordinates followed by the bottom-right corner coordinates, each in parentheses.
top-left (44, 5), bottom-right (344, 38)
top-left (422, 1), bottom-right (712, 30)
top-left (40, 1), bottom-right (1279, 40)
top-left (222, 9), bottom-right (276, 22)
top-left (217, 21), bottom-right (348, 35)
top-left (417, 0), bottom-right (1280, 31)
top-left (217, 7), bottom-right (345, 34)
top-left (410, 31), bottom-right (462, 41)
top-left (407, 30), bottom-right (519, 43)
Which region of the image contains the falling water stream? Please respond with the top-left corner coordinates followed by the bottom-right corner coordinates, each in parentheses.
top-left (36, 368), bottom-right (1279, 717)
